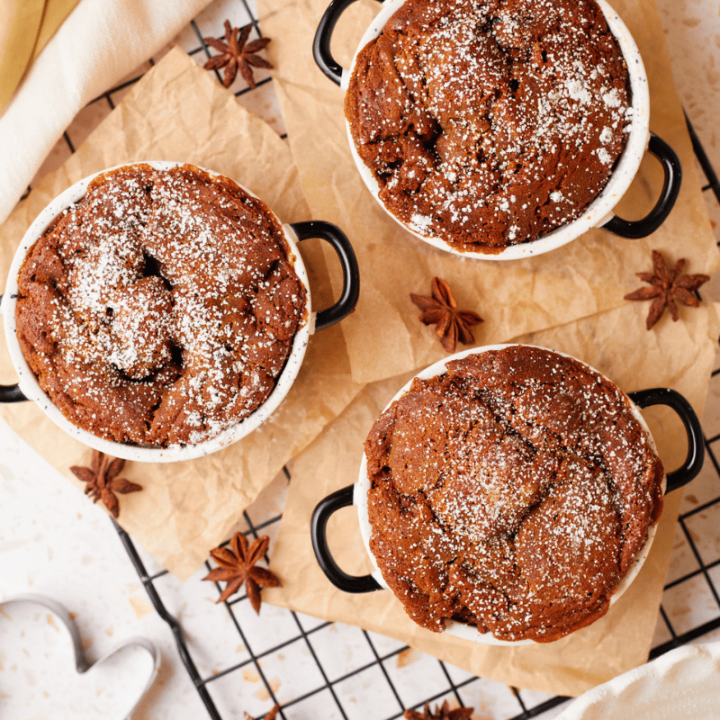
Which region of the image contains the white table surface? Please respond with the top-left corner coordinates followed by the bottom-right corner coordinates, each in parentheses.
top-left (2, 0), bottom-right (720, 718)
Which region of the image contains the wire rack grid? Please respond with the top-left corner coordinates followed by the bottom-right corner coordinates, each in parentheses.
top-left (29, 0), bottom-right (720, 717)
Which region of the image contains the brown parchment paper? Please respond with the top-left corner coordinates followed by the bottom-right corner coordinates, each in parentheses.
top-left (0, 47), bottom-right (364, 580)
top-left (265, 299), bottom-right (720, 697)
top-left (258, 0), bottom-right (720, 385)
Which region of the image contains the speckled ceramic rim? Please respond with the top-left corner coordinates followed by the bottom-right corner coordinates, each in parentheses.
top-left (353, 343), bottom-right (663, 646)
top-left (341, 0), bottom-right (650, 260)
top-left (1, 161), bottom-right (313, 463)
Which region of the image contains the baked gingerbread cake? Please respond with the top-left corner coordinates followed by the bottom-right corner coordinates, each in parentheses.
top-left (15, 164), bottom-right (307, 447)
top-left (345, 0), bottom-right (632, 252)
top-left (364, 346), bottom-right (664, 642)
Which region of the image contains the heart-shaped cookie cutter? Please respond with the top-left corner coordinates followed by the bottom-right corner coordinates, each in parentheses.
top-left (0, 593), bottom-right (160, 717)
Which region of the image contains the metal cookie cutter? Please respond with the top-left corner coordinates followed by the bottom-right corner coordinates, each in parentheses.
top-left (0, 593), bottom-right (160, 718)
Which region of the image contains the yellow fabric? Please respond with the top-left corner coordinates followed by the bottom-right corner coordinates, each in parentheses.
top-left (0, 0), bottom-right (81, 113)
top-left (31, 0), bottom-right (81, 61)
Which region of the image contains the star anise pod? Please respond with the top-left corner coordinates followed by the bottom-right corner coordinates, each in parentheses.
top-left (624, 250), bottom-right (710, 330)
top-left (244, 704), bottom-right (280, 720)
top-left (70, 450), bottom-right (142, 519)
top-left (405, 700), bottom-right (474, 720)
top-left (203, 532), bottom-right (282, 611)
top-left (204, 20), bottom-right (273, 89)
top-left (410, 277), bottom-right (483, 353)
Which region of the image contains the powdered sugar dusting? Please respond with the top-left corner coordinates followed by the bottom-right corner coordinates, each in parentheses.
top-left (364, 346), bottom-right (664, 642)
top-left (347, 0), bottom-right (632, 250)
top-left (15, 165), bottom-right (306, 447)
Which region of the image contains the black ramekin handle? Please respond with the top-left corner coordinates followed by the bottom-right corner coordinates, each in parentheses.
top-left (602, 132), bottom-right (682, 239)
top-left (0, 295), bottom-right (28, 403)
top-left (290, 220), bottom-right (360, 332)
top-left (311, 484), bottom-right (383, 593)
top-left (0, 384), bottom-right (27, 402)
top-left (313, 0), bottom-right (362, 85)
top-left (629, 387), bottom-right (704, 494)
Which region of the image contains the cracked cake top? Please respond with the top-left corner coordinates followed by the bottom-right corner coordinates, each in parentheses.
top-left (363, 346), bottom-right (664, 642)
top-left (345, 0), bottom-right (632, 252)
top-left (15, 164), bottom-right (307, 448)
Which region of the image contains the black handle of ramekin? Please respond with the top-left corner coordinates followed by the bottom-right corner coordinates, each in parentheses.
top-left (0, 384), bottom-right (27, 402)
top-left (602, 132), bottom-right (682, 239)
top-left (0, 295), bottom-right (28, 403)
top-left (290, 221), bottom-right (360, 332)
top-left (629, 388), bottom-right (703, 494)
top-left (313, 0), bottom-right (364, 85)
top-left (311, 484), bottom-right (383, 593)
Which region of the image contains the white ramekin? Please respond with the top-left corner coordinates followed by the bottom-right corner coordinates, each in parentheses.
top-left (2, 162), bottom-right (316, 463)
top-left (341, 0), bottom-right (651, 260)
top-left (354, 344), bottom-right (663, 645)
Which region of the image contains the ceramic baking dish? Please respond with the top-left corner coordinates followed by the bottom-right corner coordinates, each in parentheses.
top-left (314, 0), bottom-right (682, 259)
top-left (0, 161), bottom-right (360, 463)
top-left (311, 344), bottom-right (703, 644)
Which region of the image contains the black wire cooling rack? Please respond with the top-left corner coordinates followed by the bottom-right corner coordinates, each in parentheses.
top-left (34, 0), bottom-right (718, 717)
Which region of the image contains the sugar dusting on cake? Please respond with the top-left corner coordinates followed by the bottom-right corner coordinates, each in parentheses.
top-left (14, 165), bottom-right (307, 447)
top-left (346, 0), bottom-right (632, 250)
top-left (364, 346), bottom-right (664, 642)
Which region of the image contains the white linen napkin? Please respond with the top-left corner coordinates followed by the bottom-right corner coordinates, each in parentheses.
top-left (556, 641), bottom-right (720, 719)
top-left (0, 0), bottom-right (212, 225)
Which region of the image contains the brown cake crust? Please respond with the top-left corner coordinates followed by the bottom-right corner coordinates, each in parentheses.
top-left (364, 346), bottom-right (664, 642)
top-left (345, 0), bottom-right (632, 252)
top-left (15, 164), bottom-right (307, 447)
